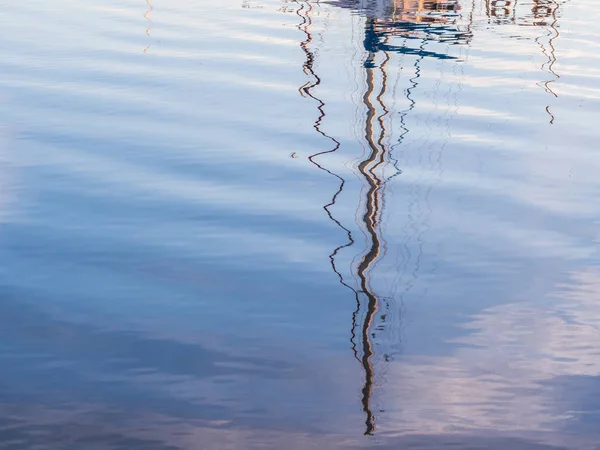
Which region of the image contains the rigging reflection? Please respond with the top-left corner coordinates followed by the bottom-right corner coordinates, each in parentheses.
top-left (532, 0), bottom-right (561, 123)
top-left (293, 0), bottom-right (564, 436)
top-left (143, 0), bottom-right (153, 54)
top-left (294, 0), bottom-right (358, 293)
top-left (486, 0), bottom-right (562, 122)
top-left (350, 1), bottom-right (471, 435)
top-left (296, 0), bottom-right (472, 435)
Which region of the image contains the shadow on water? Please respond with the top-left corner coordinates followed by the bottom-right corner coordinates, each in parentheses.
top-left (295, 0), bottom-right (566, 436)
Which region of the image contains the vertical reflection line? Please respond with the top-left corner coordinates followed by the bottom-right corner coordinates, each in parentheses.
top-left (348, 11), bottom-right (364, 363)
top-left (534, 0), bottom-right (560, 97)
top-left (358, 55), bottom-right (379, 436)
top-left (390, 49), bottom-right (424, 302)
top-left (381, 39), bottom-right (409, 360)
top-left (385, 37), bottom-right (408, 185)
top-left (544, 0), bottom-right (561, 123)
top-left (547, 1), bottom-right (561, 85)
top-left (372, 45), bottom-right (394, 407)
top-left (143, 0), bottom-right (153, 54)
top-left (353, 19), bottom-right (393, 436)
top-left (294, 1), bottom-right (360, 297)
top-left (376, 50), bottom-right (392, 190)
top-left (387, 34), bottom-right (425, 184)
top-left (399, 41), bottom-right (427, 322)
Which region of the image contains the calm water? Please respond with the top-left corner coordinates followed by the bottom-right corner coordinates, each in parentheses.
top-left (2, 0), bottom-right (600, 448)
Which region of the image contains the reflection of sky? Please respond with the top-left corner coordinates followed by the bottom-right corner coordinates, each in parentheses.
top-left (1, 0), bottom-right (600, 447)
top-left (367, 266), bottom-right (600, 446)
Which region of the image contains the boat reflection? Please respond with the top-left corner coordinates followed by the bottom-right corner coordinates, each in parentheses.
top-left (295, 0), bottom-right (564, 436)
top-left (297, 0), bottom-right (472, 435)
top-left (486, 0), bottom-right (561, 121)
top-left (350, 0), bottom-right (471, 435)
top-left (333, 0), bottom-right (472, 45)
top-left (486, 0), bottom-right (560, 26)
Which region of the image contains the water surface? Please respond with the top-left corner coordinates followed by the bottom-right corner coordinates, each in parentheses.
top-left (2, 0), bottom-right (600, 448)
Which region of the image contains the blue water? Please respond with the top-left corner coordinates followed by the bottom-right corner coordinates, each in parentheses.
top-left (2, 0), bottom-right (600, 448)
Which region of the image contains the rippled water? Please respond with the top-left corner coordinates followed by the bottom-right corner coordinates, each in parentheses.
top-left (2, 0), bottom-right (600, 448)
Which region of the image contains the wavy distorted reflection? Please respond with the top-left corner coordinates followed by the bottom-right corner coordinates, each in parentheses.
top-left (294, 0), bottom-right (357, 291)
top-left (531, 1), bottom-right (561, 92)
top-left (295, 0), bottom-right (567, 436)
top-left (485, 0), bottom-right (563, 122)
top-left (352, 2), bottom-right (472, 435)
top-left (532, 0), bottom-right (561, 123)
top-left (296, 0), bottom-right (472, 435)
top-left (4, 0), bottom-right (599, 445)
top-left (143, 0), bottom-right (153, 54)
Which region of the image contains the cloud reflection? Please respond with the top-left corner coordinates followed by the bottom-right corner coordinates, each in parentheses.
top-left (360, 266), bottom-right (600, 446)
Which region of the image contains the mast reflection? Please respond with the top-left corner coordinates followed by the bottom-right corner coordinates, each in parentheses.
top-left (304, 0), bottom-right (471, 435)
top-left (486, 0), bottom-right (562, 122)
top-left (295, 0), bottom-right (563, 436)
top-left (354, 1), bottom-right (470, 435)
top-left (530, 0), bottom-right (562, 122)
